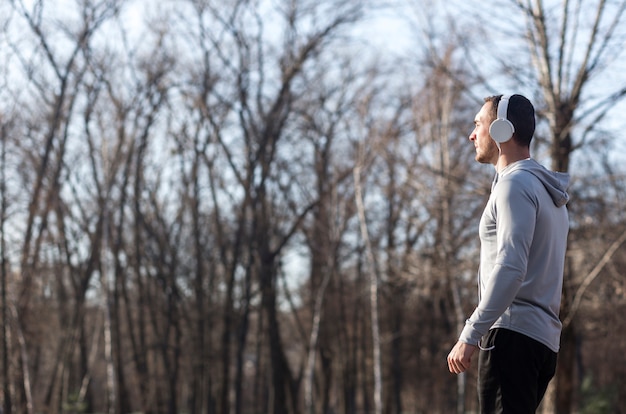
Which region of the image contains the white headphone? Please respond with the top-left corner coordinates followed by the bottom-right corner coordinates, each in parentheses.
top-left (489, 95), bottom-right (515, 143)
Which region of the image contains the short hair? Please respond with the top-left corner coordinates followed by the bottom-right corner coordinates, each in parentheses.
top-left (484, 94), bottom-right (535, 147)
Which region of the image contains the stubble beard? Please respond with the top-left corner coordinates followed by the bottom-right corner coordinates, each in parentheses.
top-left (475, 144), bottom-right (498, 165)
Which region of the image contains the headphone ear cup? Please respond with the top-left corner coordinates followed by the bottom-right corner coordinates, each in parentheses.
top-left (489, 118), bottom-right (515, 143)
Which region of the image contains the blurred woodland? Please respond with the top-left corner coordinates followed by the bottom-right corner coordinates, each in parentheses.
top-left (0, 0), bottom-right (625, 413)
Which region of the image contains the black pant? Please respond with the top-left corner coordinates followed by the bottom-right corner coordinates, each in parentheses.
top-left (478, 328), bottom-right (557, 414)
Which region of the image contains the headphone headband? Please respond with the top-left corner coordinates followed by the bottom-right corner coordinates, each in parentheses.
top-left (498, 95), bottom-right (510, 120)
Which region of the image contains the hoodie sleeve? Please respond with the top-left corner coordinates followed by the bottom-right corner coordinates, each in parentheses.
top-left (458, 175), bottom-right (537, 345)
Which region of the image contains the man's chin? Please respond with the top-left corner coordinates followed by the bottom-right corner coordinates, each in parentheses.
top-left (475, 150), bottom-right (497, 165)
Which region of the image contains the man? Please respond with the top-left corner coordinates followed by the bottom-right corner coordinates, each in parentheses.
top-left (447, 94), bottom-right (570, 413)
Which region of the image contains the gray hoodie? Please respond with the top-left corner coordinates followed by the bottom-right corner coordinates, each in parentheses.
top-left (459, 158), bottom-right (570, 352)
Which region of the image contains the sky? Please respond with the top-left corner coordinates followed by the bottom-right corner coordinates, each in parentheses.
top-left (8, 0), bottom-right (626, 170)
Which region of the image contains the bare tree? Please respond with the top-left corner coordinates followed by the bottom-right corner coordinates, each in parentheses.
top-left (4, 1), bottom-right (123, 412)
top-left (0, 114), bottom-right (14, 414)
top-left (297, 58), bottom-right (358, 414)
top-left (172, 1), bottom-right (368, 412)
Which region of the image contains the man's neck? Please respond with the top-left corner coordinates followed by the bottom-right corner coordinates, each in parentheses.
top-left (495, 145), bottom-right (531, 172)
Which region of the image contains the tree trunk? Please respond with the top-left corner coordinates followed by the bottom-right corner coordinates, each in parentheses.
top-left (555, 321), bottom-right (576, 414)
top-left (0, 125), bottom-right (12, 414)
top-left (354, 164), bottom-right (383, 414)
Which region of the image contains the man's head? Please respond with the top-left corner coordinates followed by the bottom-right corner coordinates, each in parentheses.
top-left (485, 94), bottom-right (535, 147)
top-left (470, 94), bottom-right (535, 165)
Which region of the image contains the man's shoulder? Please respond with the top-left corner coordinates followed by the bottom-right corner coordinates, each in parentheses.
top-left (496, 169), bottom-right (539, 192)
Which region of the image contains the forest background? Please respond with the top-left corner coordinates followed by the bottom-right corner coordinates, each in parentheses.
top-left (0, 0), bottom-right (625, 413)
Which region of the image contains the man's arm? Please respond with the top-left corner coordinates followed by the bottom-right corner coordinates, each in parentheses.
top-left (459, 177), bottom-right (536, 345)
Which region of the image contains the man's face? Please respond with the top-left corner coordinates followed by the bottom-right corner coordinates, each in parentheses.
top-left (470, 102), bottom-right (499, 165)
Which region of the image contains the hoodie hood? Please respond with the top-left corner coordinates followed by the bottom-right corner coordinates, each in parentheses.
top-left (499, 159), bottom-right (570, 207)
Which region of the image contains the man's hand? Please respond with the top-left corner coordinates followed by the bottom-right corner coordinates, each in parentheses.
top-left (447, 341), bottom-right (478, 374)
